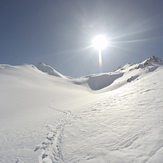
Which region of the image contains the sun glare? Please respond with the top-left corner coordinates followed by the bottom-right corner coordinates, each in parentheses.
top-left (92, 35), bottom-right (108, 50)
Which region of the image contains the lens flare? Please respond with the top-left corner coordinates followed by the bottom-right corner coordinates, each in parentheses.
top-left (91, 35), bottom-right (108, 72)
top-left (99, 50), bottom-right (102, 72)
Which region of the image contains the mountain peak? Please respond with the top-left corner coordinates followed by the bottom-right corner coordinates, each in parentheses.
top-left (143, 56), bottom-right (162, 64)
top-left (36, 62), bottom-right (66, 78)
top-left (116, 56), bottom-right (162, 73)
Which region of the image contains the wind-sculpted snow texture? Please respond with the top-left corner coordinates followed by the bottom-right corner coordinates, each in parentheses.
top-left (63, 67), bottom-right (163, 162)
top-left (0, 56), bottom-right (163, 162)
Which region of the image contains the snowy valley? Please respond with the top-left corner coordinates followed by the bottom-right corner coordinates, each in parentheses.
top-left (0, 56), bottom-right (163, 163)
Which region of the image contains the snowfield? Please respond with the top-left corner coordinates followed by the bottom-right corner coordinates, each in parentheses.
top-left (0, 56), bottom-right (163, 163)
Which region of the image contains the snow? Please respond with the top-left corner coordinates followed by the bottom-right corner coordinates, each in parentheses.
top-left (36, 62), bottom-right (67, 79)
top-left (0, 56), bottom-right (163, 163)
top-left (63, 66), bottom-right (163, 162)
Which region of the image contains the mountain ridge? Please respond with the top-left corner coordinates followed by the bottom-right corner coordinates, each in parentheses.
top-left (0, 56), bottom-right (162, 91)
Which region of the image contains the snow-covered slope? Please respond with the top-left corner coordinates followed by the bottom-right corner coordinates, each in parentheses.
top-left (99, 56), bottom-right (163, 92)
top-left (63, 65), bottom-right (163, 163)
top-left (0, 64), bottom-right (91, 163)
top-left (0, 56), bottom-right (163, 163)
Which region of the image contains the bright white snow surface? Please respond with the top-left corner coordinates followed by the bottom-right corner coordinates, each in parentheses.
top-left (0, 56), bottom-right (163, 163)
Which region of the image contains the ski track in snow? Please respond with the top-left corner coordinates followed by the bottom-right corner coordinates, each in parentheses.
top-left (35, 105), bottom-right (71, 163)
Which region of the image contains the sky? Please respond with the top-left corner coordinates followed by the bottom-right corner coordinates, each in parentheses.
top-left (0, 0), bottom-right (163, 77)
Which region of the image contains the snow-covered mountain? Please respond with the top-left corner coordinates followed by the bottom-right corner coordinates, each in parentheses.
top-left (116, 56), bottom-right (163, 72)
top-left (36, 62), bottom-right (67, 79)
top-left (72, 56), bottom-right (163, 91)
top-left (0, 56), bottom-right (163, 163)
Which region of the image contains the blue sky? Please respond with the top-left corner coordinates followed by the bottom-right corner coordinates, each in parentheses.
top-left (0, 0), bottom-right (163, 77)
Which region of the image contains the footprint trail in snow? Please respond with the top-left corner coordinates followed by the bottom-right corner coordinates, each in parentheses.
top-left (35, 106), bottom-right (71, 163)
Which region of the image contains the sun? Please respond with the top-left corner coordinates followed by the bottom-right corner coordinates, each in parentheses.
top-left (92, 35), bottom-right (108, 50)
